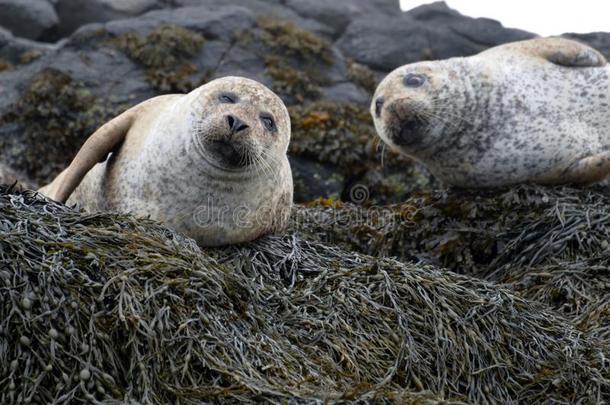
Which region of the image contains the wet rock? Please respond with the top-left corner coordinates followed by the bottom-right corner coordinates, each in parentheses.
top-left (0, 0), bottom-right (59, 41)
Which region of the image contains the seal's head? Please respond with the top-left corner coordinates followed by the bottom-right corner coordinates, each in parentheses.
top-left (371, 62), bottom-right (458, 159)
top-left (190, 76), bottom-right (291, 173)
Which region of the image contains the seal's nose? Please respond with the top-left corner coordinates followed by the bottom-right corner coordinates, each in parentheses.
top-left (374, 97), bottom-right (385, 118)
top-left (226, 115), bottom-right (249, 134)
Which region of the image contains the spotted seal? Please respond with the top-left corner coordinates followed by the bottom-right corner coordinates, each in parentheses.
top-left (372, 37), bottom-right (610, 187)
top-left (40, 76), bottom-right (293, 246)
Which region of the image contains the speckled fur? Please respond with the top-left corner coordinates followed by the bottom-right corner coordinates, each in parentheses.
top-left (40, 77), bottom-right (293, 246)
top-left (372, 37), bottom-right (610, 187)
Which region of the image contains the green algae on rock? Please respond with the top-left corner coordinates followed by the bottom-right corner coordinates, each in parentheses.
top-left (110, 24), bottom-right (205, 93)
top-left (0, 185), bottom-right (608, 403)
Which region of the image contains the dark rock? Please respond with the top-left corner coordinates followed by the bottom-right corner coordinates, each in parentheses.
top-left (0, 162), bottom-right (36, 189)
top-left (0, 0), bottom-right (59, 41)
top-left (53, 0), bottom-right (162, 39)
top-left (283, 0), bottom-right (400, 38)
top-left (172, 0), bottom-right (334, 38)
top-left (337, 1), bottom-right (535, 72)
top-left (289, 156), bottom-right (344, 202)
top-left (0, 26), bottom-right (55, 64)
top-left (321, 82), bottom-right (370, 105)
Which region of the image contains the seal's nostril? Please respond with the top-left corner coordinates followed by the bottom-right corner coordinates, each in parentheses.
top-left (375, 97), bottom-right (385, 117)
top-left (227, 115), bottom-right (235, 129)
top-left (226, 115), bottom-right (249, 134)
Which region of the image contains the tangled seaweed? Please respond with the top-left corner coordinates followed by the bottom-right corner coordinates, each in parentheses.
top-left (296, 185), bottom-right (610, 342)
top-left (0, 186), bottom-right (608, 403)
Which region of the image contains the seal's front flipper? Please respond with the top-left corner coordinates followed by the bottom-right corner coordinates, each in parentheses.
top-left (530, 37), bottom-right (607, 67)
top-left (40, 106), bottom-right (138, 203)
top-left (560, 151), bottom-right (610, 185)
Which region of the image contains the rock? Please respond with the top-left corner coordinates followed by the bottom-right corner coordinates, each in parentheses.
top-left (283, 0), bottom-right (401, 38)
top-left (171, 0), bottom-right (334, 38)
top-left (0, 162), bottom-right (36, 189)
top-left (53, 0), bottom-right (162, 39)
top-left (0, 26), bottom-right (55, 64)
top-left (337, 1), bottom-right (535, 71)
top-left (0, 0), bottom-right (59, 41)
top-left (290, 156), bottom-right (344, 202)
top-left (321, 82), bottom-right (370, 105)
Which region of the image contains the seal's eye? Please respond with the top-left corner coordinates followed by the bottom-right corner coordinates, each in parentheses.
top-left (260, 113), bottom-right (276, 132)
top-left (219, 92), bottom-right (238, 104)
top-left (403, 74), bottom-right (426, 87)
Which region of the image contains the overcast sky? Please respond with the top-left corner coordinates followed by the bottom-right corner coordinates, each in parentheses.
top-left (400, 0), bottom-right (610, 36)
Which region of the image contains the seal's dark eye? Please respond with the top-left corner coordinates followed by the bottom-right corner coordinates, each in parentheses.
top-left (219, 92), bottom-right (238, 103)
top-left (260, 113), bottom-right (276, 132)
top-left (403, 73), bottom-right (426, 87)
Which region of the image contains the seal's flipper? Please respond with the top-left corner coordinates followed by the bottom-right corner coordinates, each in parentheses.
top-left (41, 106), bottom-right (138, 203)
top-left (528, 37), bottom-right (607, 67)
top-left (560, 151), bottom-right (610, 184)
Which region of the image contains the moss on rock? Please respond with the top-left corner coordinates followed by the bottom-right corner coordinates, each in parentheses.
top-left (1, 69), bottom-right (118, 183)
top-left (110, 25), bottom-right (205, 93)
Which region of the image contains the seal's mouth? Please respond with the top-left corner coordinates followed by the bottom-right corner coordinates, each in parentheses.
top-left (206, 139), bottom-right (251, 169)
top-left (389, 117), bottom-right (427, 146)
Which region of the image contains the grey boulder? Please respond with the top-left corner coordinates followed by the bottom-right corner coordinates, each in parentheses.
top-left (0, 0), bottom-right (59, 40)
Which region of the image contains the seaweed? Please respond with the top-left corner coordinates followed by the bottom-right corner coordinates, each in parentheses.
top-left (0, 69), bottom-right (118, 183)
top-left (294, 184), bottom-right (610, 342)
top-left (0, 59), bottom-right (13, 72)
top-left (0, 185), bottom-right (608, 403)
top-left (238, 16), bottom-right (333, 104)
top-left (347, 59), bottom-right (378, 94)
top-left (289, 101), bottom-right (436, 203)
top-left (110, 25), bottom-right (205, 93)
top-left (256, 16), bottom-right (333, 64)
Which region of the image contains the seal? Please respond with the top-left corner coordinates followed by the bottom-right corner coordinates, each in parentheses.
top-left (371, 37), bottom-right (610, 187)
top-left (39, 76), bottom-right (293, 246)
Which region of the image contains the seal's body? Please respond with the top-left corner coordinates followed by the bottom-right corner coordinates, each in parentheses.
top-left (372, 37), bottom-right (610, 187)
top-left (40, 77), bottom-right (293, 246)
